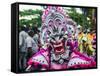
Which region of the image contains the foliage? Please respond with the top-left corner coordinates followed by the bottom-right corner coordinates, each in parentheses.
top-left (19, 7), bottom-right (95, 29)
top-left (67, 8), bottom-right (94, 29)
top-left (19, 9), bottom-right (42, 27)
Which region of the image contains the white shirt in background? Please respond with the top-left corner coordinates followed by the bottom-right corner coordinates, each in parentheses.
top-left (19, 31), bottom-right (28, 52)
top-left (25, 36), bottom-right (38, 53)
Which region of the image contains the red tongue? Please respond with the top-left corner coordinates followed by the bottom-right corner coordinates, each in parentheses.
top-left (54, 46), bottom-right (65, 55)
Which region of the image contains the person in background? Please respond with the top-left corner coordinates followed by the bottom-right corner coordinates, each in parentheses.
top-left (77, 25), bottom-right (84, 53)
top-left (86, 29), bottom-right (95, 56)
top-left (19, 25), bottom-right (28, 71)
top-left (33, 23), bottom-right (39, 34)
top-left (25, 30), bottom-right (39, 61)
top-left (32, 23), bottom-right (41, 50)
top-left (28, 24), bottom-right (33, 31)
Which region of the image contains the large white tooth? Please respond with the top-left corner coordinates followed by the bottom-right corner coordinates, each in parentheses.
top-left (54, 44), bottom-right (57, 48)
top-left (56, 49), bottom-right (63, 52)
top-left (54, 43), bottom-right (63, 48)
top-left (54, 45), bottom-right (58, 47)
top-left (56, 50), bottom-right (61, 52)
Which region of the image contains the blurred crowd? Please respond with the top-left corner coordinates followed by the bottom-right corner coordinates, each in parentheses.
top-left (77, 25), bottom-right (96, 58)
top-left (19, 23), bottom-right (41, 71)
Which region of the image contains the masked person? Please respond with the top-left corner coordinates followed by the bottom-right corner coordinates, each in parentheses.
top-left (19, 25), bottom-right (28, 71)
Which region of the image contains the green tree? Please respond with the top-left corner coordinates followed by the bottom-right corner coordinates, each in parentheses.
top-left (66, 7), bottom-right (95, 29)
top-left (19, 9), bottom-right (42, 27)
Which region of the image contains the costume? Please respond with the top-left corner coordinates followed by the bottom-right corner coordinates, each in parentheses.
top-left (26, 6), bottom-right (96, 71)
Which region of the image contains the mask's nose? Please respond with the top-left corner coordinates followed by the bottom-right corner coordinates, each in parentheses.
top-left (55, 36), bottom-right (59, 42)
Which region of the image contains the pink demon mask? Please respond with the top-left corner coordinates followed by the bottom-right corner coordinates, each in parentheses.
top-left (41, 6), bottom-right (77, 64)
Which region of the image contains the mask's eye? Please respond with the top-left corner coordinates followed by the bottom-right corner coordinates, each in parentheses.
top-left (60, 28), bottom-right (64, 35)
top-left (52, 37), bottom-right (55, 40)
top-left (50, 36), bottom-right (55, 41)
top-left (59, 34), bottom-right (63, 39)
top-left (48, 20), bottom-right (54, 27)
top-left (63, 22), bottom-right (65, 24)
top-left (58, 22), bottom-right (61, 25)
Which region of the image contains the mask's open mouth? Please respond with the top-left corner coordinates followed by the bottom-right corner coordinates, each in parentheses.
top-left (52, 41), bottom-right (65, 55)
